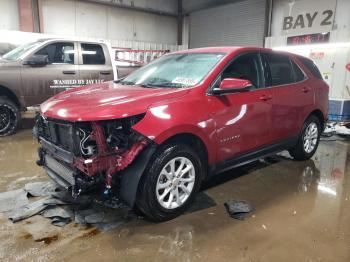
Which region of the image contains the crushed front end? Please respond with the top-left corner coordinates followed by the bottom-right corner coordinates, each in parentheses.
top-left (33, 114), bottom-right (151, 199)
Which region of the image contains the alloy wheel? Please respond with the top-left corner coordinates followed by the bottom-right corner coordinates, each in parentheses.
top-left (303, 122), bottom-right (318, 153)
top-left (156, 157), bottom-right (196, 209)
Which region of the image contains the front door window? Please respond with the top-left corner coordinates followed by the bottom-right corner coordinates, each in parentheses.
top-left (36, 42), bottom-right (75, 64)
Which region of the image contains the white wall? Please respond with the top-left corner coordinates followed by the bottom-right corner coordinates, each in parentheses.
top-left (266, 0), bottom-right (350, 100)
top-left (271, 0), bottom-right (350, 39)
top-left (0, 0), bottom-right (19, 30)
top-left (41, 0), bottom-right (178, 45)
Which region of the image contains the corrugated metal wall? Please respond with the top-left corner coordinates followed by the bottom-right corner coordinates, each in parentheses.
top-left (189, 0), bottom-right (266, 48)
top-left (41, 0), bottom-right (178, 45)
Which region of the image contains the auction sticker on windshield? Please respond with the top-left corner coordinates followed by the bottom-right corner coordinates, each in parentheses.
top-left (172, 77), bottom-right (197, 86)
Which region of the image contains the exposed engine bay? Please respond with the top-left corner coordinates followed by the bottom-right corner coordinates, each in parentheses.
top-left (33, 114), bottom-right (150, 198)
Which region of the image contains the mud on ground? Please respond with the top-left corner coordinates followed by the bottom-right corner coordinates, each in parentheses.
top-left (0, 129), bottom-right (349, 261)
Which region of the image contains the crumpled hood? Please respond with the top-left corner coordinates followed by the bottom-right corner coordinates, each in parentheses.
top-left (40, 81), bottom-right (189, 121)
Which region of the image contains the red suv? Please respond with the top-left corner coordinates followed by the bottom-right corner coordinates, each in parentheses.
top-left (34, 47), bottom-right (328, 221)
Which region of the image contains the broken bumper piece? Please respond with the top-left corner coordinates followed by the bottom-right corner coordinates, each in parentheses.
top-left (37, 137), bottom-right (150, 195)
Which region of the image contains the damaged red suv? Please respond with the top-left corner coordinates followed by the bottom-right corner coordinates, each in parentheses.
top-left (34, 47), bottom-right (328, 221)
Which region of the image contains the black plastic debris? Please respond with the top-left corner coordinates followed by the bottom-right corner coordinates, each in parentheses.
top-left (186, 192), bottom-right (217, 214)
top-left (50, 191), bottom-right (92, 206)
top-left (224, 200), bottom-right (255, 220)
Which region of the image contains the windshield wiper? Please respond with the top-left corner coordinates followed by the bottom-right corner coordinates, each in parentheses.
top-left (139, 82), bottom-right (184, 88)
top-left (119, 80), bottom-right (135, 85)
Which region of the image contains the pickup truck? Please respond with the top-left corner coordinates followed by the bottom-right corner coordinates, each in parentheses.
top-left (0, 38), bottom-right (115, 136)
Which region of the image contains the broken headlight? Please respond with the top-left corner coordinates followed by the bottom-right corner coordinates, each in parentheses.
top-left (76, 114), bottom-right (146, 156)
top-left (105, 113), bottom-right (145, 152)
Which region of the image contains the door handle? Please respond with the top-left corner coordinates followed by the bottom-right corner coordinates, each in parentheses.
top-left (62, 70), bottom-right (76, 75)
top-left (259, 94), bottom-right (272, 101)
top-left (100, 71), bottom-right (111, 75)
top-left (301, 87), bottom-right (311, 93)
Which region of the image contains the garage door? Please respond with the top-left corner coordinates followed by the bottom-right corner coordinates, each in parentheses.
top-left (189, 0), bottom-right (266, 48)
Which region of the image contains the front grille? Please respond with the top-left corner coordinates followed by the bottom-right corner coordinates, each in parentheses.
top-left (37, 116), bottom-right (78, 154)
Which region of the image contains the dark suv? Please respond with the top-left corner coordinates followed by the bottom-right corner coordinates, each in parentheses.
top-left (34, 47), bottom-right (328, 221)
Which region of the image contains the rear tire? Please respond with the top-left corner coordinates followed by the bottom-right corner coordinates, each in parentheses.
top-left (0, 97), bottom-right (20, 137)
top-left (289, 115), bottom-right (321, 161)
top-left (136, 143), bottom-right (202, 222)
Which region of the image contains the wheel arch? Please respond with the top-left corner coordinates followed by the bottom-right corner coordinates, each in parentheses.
top-left (120, 132), bottom-right (210, 208)
top-left (0, 85), bottom-right (21, 109)
top-left (308, 109), bottom-right (326, 130)
top-left (158, 132), bottom-right (209, 180)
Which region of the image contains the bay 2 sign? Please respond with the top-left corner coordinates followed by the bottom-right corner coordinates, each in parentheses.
top-left (281, 0), bottom-right (336, 35)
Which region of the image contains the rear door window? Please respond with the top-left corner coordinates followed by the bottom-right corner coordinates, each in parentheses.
top-left (263, 53), bottom-right (295, 86)
top-left (36, 42), bottom-right (75, 64)
top-left (81, 43), bottom-right (105, 65)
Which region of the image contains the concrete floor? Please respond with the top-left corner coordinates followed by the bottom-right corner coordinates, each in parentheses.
top-left (0, 124), bottom-right (349, 261)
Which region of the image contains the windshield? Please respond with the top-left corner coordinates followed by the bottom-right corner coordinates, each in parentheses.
top-left (2, 41), bottom-right (44, 61)
top-left (120, 52), bottom-right (225, 88)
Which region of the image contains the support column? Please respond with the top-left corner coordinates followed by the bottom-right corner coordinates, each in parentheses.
top-left (18, 0), bottom-right (41, 32)
top-left (177, 0), bottom-right (183, 45)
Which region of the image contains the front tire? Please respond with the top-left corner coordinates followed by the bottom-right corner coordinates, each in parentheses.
top-left (136, 144), bottom-right (202, 222)
top-left (0, 97), bottom-right (20, 137)
top-left (289, 115), bottom-right (321, 161)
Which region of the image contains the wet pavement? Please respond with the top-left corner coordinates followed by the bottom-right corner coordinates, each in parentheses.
top-left (0, 126), bottom-right (350, 261)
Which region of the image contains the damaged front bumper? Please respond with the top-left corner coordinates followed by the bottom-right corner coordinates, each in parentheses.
top-left (34, 117), bottom-right (155, 206)
top-left (37, 137), bottom-right (100, 193)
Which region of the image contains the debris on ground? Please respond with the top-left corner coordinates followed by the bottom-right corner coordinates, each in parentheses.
top-left (8, 196), bottom-right (64, 223)
top-left (0, 189), bottom-right (28, 213)
top-left (0, 181), bottom-right (130, 229)
top-left (224, 200), bottom-right (255, 220)
top-left (322, 122), bottom-right (350, 140)
top-left (24, 181), bottom-right (60, 197)
top-left (186, 192), bottom-right (217, 213)
top-left (0, 181), bottom-right (216, 229)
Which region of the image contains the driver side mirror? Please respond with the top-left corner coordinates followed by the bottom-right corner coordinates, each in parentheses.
top-left (23, 55), bottom-right (48, 66)
top-left (212, 78), bottom-right (252, 95)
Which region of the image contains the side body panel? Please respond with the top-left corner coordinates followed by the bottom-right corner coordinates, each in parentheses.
top-left (264, 53), bottom-right (319, 142)
top-left (295, 56), bottom-right (329, 123)
top-left (315, 79), bottom-right (329, 124)
top-left (270, 81), bottom-right (314, 141)
top-left (132, 92), bottom-right (218, 164)
top-left (208, 88), bottom-right (273, 162)
top-left (0, 61), bottom-right (23, 107)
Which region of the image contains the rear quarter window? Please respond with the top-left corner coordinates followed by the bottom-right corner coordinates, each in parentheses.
top-left (291, 59), bottom-right (306, 82)
top-left (298, 56), bottom-right (323, 79)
